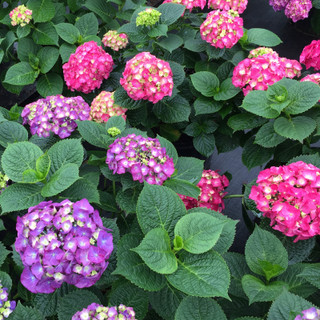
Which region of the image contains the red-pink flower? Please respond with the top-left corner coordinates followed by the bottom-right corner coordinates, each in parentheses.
top-left (179, 170), bottom-right (229, 212)
top-left (102, 30), bottom-right (128, 51)
top-left (200, 10), bottom-right (243, 49)
top-left (249, 161), bottom-right (320, 242)
top-left (63, 41), bottom-right (114, 94)
top-left (162, 0), bottom-right (206, 12)
top-left (207, 0), bottom-right (248, 14)
top-left (120, 52), bottom-right (174, 104)
top-left (301, 73), bottom-right (320, 85)
top-left (300, 40), bottom-right (320, 71)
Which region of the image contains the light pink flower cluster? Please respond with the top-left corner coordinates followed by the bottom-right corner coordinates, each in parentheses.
top-left (63, 41), bottom-right (114, 94)
top-left (120, 52), bottom-right (173, 104)
top-left (269, 0), bottom-right (312, 22)
top-left (249, 161), bottom-right (320, 242)
top-left (162, 0), bottom-right (206, 12)
top-left (9, 5), bottom-right (32, 27)
top-left (179, 170), bottom-right (229, 212)
top-left (200, 10), bottom-right (243, 49)
top-left (207, 0), bottom-right (248, 14)
top-left (300, 40), bottom-right (320, 71)
top-left (301, 73), bottom-right (320, 86)
top-left (89, 91), bottom-right (127, 123)
top-left (102, 30), bottom-right (128, 51)
top-left (232, 47), bottom-right (302, 95)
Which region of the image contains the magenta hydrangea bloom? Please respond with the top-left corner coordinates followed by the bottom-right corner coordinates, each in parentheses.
top-left (0, 282), bottom-right (16, 319)
top-left (284, 0), bottom-right (312, 22)
top-left (200, 10), bottom-right (243, 49)
top-left (63, 41), bottom-right (114, 94)
top-left (269, 0), bottom-right (289, 11)
top-left (120, 52), bottom-right (173, 104)
top-left (162, 0), bottom-right (206, 12)
top-left (249, 161), bottom-right (320, 242)
top-left (15, 199), bottom-right (113, 294)
top-left (207, 0), bottom-right (248, 14)
top-left (300, 40), bottom-right (320, 71)
top-left (21, 95), bottom-right (90, 139)
top-left (102, 30), bottom-right (128, 51)
top-left (295, 307), bottom-right (320, 320)
top-left (106, 134), bottom-right (175, 185)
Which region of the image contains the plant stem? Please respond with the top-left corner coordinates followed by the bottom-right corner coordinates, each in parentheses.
top-left (224, 194), bottom-right (244, 199)
top-left (112, 180), bottom-right (116, 197)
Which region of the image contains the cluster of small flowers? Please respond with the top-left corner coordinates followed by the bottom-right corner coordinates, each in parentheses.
top-left (269, 0), bottom-right (312, 22)
top-left (301, 73), bottom-right (320, 85)
top-left (102, 30), bottom-right (128, 51)
top-left (179, 170), bottom-right (229, 212)
top-left (0, 172), bottom-right (9, 194)
top-left (232, 47), bottom-right (302, 95)
top-left (89, 91), bottom-right (127, 123)
top-left (63, 41), bottom-right (114, 94)
top-left (106, 134), bottom-right (175, 185)
top-left (200, 10), bottom-right (243, 49)
top-left (300, 40), bottom-right (320, 71)
top-left (136, 8), bottom-right (162, 26)
top-left (295, 307), bottom-right (320, 320)
top-left (207, 0), bottom-right (248, 14)
top-left (72, 303), bottom-right (136, 320)
top-left (15, 199), bottom-right (113, 294)
top-left (163, 0), bottom-right (206, 12)
top-left (22, 95), bottom-right (90, 139)
top-left (0, 282), bottom-right (16, 319)
top-left (120, 52), bottom-right (173, 104)
top-left (9, 5), bottom-right (32, 27)
top-left (249, 161), bottom-right (320, 242)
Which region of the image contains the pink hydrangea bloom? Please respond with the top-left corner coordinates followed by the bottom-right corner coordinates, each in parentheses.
top-left (120, 52), bottom-right (173, 104)
top-left (63, 41), bottom-right (114, 94)
top-left (232, 47), bottom-right (301, 95)
top-left (284, 0), bottom-right (312, 22)
top-left (89, 91), bottom-right (127, 123)
top-left (269, 0), bottom-right (289, 11)
top-left (207, 0), bottom-right (248, 14)
top-left (200, 10), bottom-right (244, 49)
top-left (102, 30), bottom-right (128, 51)
top-left (300, 40), bottom-right (320, 71)
top-left (301, 73), bottom-right (320, 85)
top-left (295, 307), bottom-right (320, 320)
top-left (249, 161), bottom-right (320, 242)
top-left (179, 170), bottom-right (229, 212)
top-left (162, 0), bottom-right (206, 12)
top-left (9, 5), bottom-right (32, 27)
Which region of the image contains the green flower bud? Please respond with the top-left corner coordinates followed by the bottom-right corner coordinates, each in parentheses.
top-left (107, 127), bottom-right (121, 137)
top-left (136, 8), bottom-right (161, 27)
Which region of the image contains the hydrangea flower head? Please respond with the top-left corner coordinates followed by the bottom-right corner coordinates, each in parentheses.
top-left (179, 170), bottom-right (229, 212)
top-left (89, 91), bottom-right (127, 123)
top-left (63, 41), bottom-right (114, 94)
top-left (284, 0), bottom-right (312, 22)
top-left (136, 8), bottom-right (161, 26)
top-left (162, 0), bottom-right (206, 12)
top-left (22, 95), bottom-right (90, 138)
top-left (0, 282), bottom-right (16, 319)
top-left (0, 172), bottom-right (9, 193)
top-left (72, 303), bottom-right (136, 320)
top-left (300, 40), bottom-right (320, 71)
top-left (120, 52), bottom-right (173, 104)
top-left (107, 127), bottom-right (122, 137)
top-left (295, 307), bottom-right (320, 320)
top-left (200, 10), bottom-right (244, 49)
top-left (106, 134), bottom-right (175, 185)
top-left (102, 30), bottom-right (128, 51)
top-left (207, 0), bottom-right (248, 14)
top-left (249, 161), bottom-right (320, 242)
top-left (15, 199), bottom-right (113, 293)
top-left (269, 0), bottom-right (289, 11)
top-left (301, 73), bottom-right (320, 86)
top-left (9, 5), bottom-right (32, 27)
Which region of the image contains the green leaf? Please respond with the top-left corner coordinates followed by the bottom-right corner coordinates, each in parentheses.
top-left (0, 271), bottom-right (12, 291)
top-left (36, 153), bottom-right (51, 178)
top-left (4, 62), bottom-right (38, 86)
top-left (136, 184), bottom-right (186, 237)
top-left (59, 43), bottom-right (76, 63)
top-left (37, 73), bottom-right (63, 97)
top-left (98, 191), bottom-right (118, 213)
top-left (27, 0), bottom-right (55, 23)
top-left (190, 71), bottom-right (220, 97)
top-left (167, 251), bottom-right (230, 298)
top-left (157, 135), bottom-right (178, 164)
top-left (184, 38), bottom-right (206, 52)
top-left (55, 23), bottom-right (81, 44)
top-left (245, 226), bottom-right (288, 281)
top-left (175, 296), bottom-right (227, 320)
top-left (0, 241), bottom-right (9, 267)
top-left (113, 233), bottom-right (167, 291)
top-left (34, 290), bottom-right (61, 318)
top-left (214, 78), bottom-right (241, 101)
top-left (133, 228), bottom-right (178, 274)
top-left (75, 13), bottom-right (99, 37)
top-left (17, 25), bottom-right (31, 38)
top-left (174, 157), bottom-right (204, 184)
top-left (148, 24), bottom-right (168, 38)
top-left (193, 133), bottom-right (215, 157)
top-left (227, 113), bottom-right (267, 132)
top-left (164, 178), bottom-right (200, 199)
top-left (158, 3), bottom-right (185, 25)
top-left (0, 184), bottom-right (44, 213)
top-left (194, 97), bottom-right (222, 115)
top-left (247, 28), bottom-right (282, 47)
top-left (169, 61), bottom-right (185, 87)
top-left (2, 142), bottom-right (43, 182)
top-left (254, 122), bottom-right (286, 148)
top-left (84, 0), bottom-right (116, 22)
top-left (11, 302), bottom-right (45, 320)
top-left (17, 38), bottom-right (39, 62)
top-left (206, 45), bottom-right (225, 60)
top-left (298, 264), bottom-right (320, 290)
top-left (0, 121), bottom-right (28, 147)
top-left (114, 87), bottom-right (146, 110)
top-left (33, 22), bottom-right (59, 46)
top-left (174, 212), bottom-right (225, 254)
top-left (116, 189), bottom-right (139, 214)
top-left (274, 116), bottom-right (316, 142)
top-left (0, 219), bottom-right (5, 231)
top-left (105, 116), bottom-right (126, 133)
top-left (157, 34), bottom-right (183, 53)
top-left (37, 47), bottom-right (59, 73)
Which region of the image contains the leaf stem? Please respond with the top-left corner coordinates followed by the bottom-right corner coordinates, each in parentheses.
top-left (224, 194), bottom-right (244, 199)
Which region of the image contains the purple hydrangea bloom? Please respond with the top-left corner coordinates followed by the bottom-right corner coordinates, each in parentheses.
top-left (72, 303), bottom-right (136, 320)
top-left (0, 281), bottom-right (16, 319)
top-left (295, 307), bottom-right (320, 320)
top-left (15, 199), bottom-right (113, 294)
top-left (284, 0), bottom-right (312, 22)
top-left (106, 134), bottom-right (175, 185)
top-left (21, 95), bottom-right (90, 139)
top-left (269, 0), bottom-right (289, 11)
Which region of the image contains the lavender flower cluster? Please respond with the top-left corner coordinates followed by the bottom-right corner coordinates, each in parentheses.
top-left (295, 307), bottom-right (320, 320)
top-left (15, 199), bottom-right (113, 294)
top-left (0, 282), bottom-right (16, 319)
top-left (22, 95), bottom-right (90, 139)
top-left (106, 134), bottom-right (175, 185)
top-left (72, 303), bottom-right (136, 320)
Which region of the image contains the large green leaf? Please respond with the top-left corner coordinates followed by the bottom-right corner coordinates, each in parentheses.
top-left (37, 47), bottom-right (59, 73)
top-left (11, 302), bottom-right (44, 320)
top-left (4, 62), bottom-right (38, 86)
top-left (27, 0), bottom-right (55, 23)
top-left (190, 71), bottom-right (220, 97)
top-left (0, 242), bottom-right (10, 267)
top-left (84, 0), bottom-right (116, 22)
top-left (157, 34), bottom-right (183, 53)
top-left (0, 121), bottom-right (28, 147)
top-left (247, 28), bottom-right (282, 47)
top-left (227, 113), bottom-right (267, 132)
top-left (193, 133), bottom-right (215, 157)
top-left (254, 122), bottom-right (286, 148)
top-left (75, 13), bottom-right (99, 37)
top-left (297, 264), bottom-right (320, 290)
top-left (55, 23), bottom-right (80, 44)
top-left (164, 178), bottom-right (200, 199)
top-left (158, 3), bottom-right (185, 25)
top-left (174, 157), bottom-right (204, 184)
top-left (193, 97), bottom-right (222, 115)
top-left (32, 22), bottom-right (59, 46)
top-left (37, 73), bottom-right (63, 97)
top-left (214, 78), bottom-right (241, 101)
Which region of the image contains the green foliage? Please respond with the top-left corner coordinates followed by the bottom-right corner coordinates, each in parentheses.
top-left (164, 178), bottom-right (200, 198)
top-left (158, 3), bottom-right (185, 25)
top-left (190, 71), bottom-right (220, 97)
top-left (27, 0), bottom-right (56, 23)
top-left (0, 121), bottom-right (28, 147)
top-left (11, 302), bottom-right (44, 320)
top-left (254, 122), bottom-right (286, 148)
top-left (55, 23), bottom-right (80, 44)
top-left (0, 241), bottom-right (9, 267)
top-left (4, 62), bottom-right (39, 85)
top-left (246, 28), bottom-right (282, 47)
top-left (174, 157), bottom-right (204, 183)
top-left (298, 264), bottom-right (320, 290)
